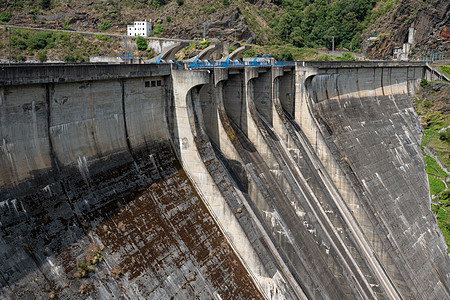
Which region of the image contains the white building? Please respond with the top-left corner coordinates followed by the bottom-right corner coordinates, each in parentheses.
top-left (127, 20), bottom-right (152, 37)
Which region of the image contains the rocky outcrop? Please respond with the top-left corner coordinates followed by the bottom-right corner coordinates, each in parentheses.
top-left (364, 0), bottom-right (450, 59)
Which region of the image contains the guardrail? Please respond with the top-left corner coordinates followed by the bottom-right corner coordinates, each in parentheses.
top-left (186, 60), bottom-right (296, 69)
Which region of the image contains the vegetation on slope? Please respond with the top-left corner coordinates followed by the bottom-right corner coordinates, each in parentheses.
top-left (270, 0), bottom-right (376, 50)
top-left (0, 26), bottom-right (160, 62)
top-left (0, 0), bottom-right (379, 61)
top-left (414, 78), bottom-right (450, 251)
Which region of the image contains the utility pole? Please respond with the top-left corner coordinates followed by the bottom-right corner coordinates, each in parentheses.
top-left (332, 36), bottom-right (334, 55)
top-left (203, 23), bottom-right (206, 41)
top-left (8, 27), bottom-right (11, 65)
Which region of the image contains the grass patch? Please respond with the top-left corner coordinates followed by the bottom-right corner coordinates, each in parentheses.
top-left (428, 175), bottom-right (445, 196)
top-left (421, 129), bottom-right (436, 147)
top-left (438, 65), bottom-right (450, 78)
top-left (436, 205), bottom-right (450, 252)
top-left (252, 45), bottom-right (319, 61)
top-left (424, 154), bottom-right (447, 178)
top-left (428, 132), bottom-right (450, 169)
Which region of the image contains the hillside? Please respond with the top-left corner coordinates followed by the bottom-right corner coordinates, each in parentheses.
top-left (0, 0), bottom-right (275, 42)
top-left (414, 76), bottom-right (450, 250)
top-left (0, 0), bottom-right (448, 61)
top-left (0, 0), bottom-right (375, 62)
top-left (363, 0), bottom-right (450, 59)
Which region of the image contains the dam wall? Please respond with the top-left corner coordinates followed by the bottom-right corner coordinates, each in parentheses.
top-left (0, 64), bottom-right (264, 299)
top-left (295, 62), bottom-right (449, 299)
top-left (0, 62), bottom-right (449, 299)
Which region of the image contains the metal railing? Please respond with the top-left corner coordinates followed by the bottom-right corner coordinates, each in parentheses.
top-left (186, 60), bottom-right (296, 69)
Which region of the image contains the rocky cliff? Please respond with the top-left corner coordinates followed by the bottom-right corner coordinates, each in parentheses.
top-left (364, 0), bottom-right (450, 59)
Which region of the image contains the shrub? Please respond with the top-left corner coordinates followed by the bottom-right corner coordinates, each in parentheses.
top-left (439, 128), bottom-right (450, 142)
top-left (440, 190), bottom-right (450, 203)
top-left (420, 78), bottom-right (431, 88)
top-left (152, 24), bottom-right (164, 35)
top-left (199, 39), bottom-right (211, 50)
top-left (74, 244), bottom-right (104, 278)
top-left (37, 50), bottom-right (47, 62)
top-left (227, 45), bottom-right (237, 53)
top-left (136, 36), bottom-right (148, 51)
top-left (99, 20), bottom-right (111, 31)
top-left (423, 100), bottom-right (432, 108)
top-left (40, 0), bottom-right (51, 10)
top-left (15, 55), bottom-right (26, 62)
top-left (277, 50), bottom-right (293, 61)
top-left (316, 54), bottom-right (332, 61)
top-left (64, 54), bottom-right (76, 63)
top-left (176, 0), bottom-right (184, 6)
top-left (28, 31), bottom-right (55, 50)
top-left (243, 48), bottom-right (256, 57)
top-left (151, 0), bottom-right (166, 7)
top-left (0, 11), bottom-right (11, 23)
top-left (29, 8), bottom-right (39, 20)
top-left (63, 19), bottom-right (70, 30)
top-left (339, 52), bottom-right (356, 61)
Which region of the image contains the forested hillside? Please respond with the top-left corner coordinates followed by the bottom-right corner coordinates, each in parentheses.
top-left (0, 0), bottom-right (448, 60)
top-left (269, 0), bottom-right (376, 50)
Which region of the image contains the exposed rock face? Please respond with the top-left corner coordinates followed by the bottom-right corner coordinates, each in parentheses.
top-left (364, 0), bottom-right (450, 59)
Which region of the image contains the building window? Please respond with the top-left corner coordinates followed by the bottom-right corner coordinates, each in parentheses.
top-left (145, 81), bottom-right (150, 87)
top-left (157, 80), bottom-right (162, 86)
top-left (151, 81), bottom-right (156, 87)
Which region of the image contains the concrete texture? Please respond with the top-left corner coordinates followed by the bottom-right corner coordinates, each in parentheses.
top-left (1, 62), bottom-right (449, 300)
top-left (0, 66), bottom-right (263, 299)
top-left (306, 66), bottom-right (450, 299)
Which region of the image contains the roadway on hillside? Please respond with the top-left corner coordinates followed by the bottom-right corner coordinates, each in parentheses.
top-left (1, 24), bottom-right (194, 42)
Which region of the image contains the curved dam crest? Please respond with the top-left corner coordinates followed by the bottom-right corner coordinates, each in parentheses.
top-left (0, 62), bottom-right (448, 299)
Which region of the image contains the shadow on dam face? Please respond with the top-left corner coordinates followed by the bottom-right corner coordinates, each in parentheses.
top-left (0, 141), bottom-right (262, 298)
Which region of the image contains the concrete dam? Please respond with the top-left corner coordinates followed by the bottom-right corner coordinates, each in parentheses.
top-left (0, 62), bottom-right (449, 299)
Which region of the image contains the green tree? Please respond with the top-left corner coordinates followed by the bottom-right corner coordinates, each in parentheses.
top-left (40, 0), bottom-right (51, 10)
top-left (151, 0), bottom-right (166, 7)
top-left (136, 36), bottom-right (148, 51)
top-left (275, 13), bottom-right (295, 40)
top-left (0, 11), bottom-right (11, 23)
top-left (290, 27), bottom-right (304, 47)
